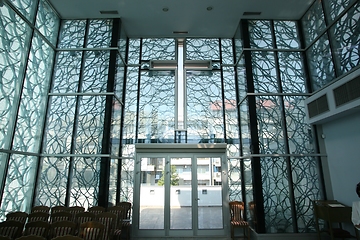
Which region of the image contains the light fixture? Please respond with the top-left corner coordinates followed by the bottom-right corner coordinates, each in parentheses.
top-left (184, 60), bottom-right (212, 70)
top-left (162, 7), bottom-right (169, 12)
top-left (207, 6), bottom-right (213, 11)
top-left (149, 60), bottom-right (177, 70)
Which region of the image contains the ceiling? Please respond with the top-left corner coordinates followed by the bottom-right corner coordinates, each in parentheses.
top-left (48, 0), bottom-right (315, 38)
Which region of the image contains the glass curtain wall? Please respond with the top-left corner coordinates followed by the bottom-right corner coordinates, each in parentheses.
top-left (0, 0), bottom-right (59, 219)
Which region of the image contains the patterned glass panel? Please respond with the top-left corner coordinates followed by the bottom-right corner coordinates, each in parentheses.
top-left (243, 159), bottom-right (253, 221)
top-left (111, 99), bottom-right (122, 156)
top-left (1, 154), bottom-right (37, 218)
top-left (75, 96), bottom-right (106, 154)
top-left (261, 156), bottom-right (293, 233)
top-left (233, 25), bottom-right (243, 62)
top-left (69, 157), bottom-right (100, 208)
top-left (43, 96), bottom-right (76, 154)
top-left (127, 39), bottom-right (141, 65)
top-left (323, 0), bottom-right (356, 22)
top-left (57, 20), bottom-right (86, 48)
top-left (187, 71), bottom-right (224, 143)
top-left (252, 52), bottom-right (279, 93)
top-left (186, 39), bottom-right (220, 60)
top-left (36, 157), bottom-right (69, 206)
top-left (52, 51), bottom-right (82, 93)
top-left (7, 0), bottom-right (38, 23)
top-left (221, 39), bottom-right (234, 65)
top-left (306, 34), bottom-right (335, 91)
top-left (256, 96), bottom-right (285, 154)
top-left (302, 0), bottom-right (326, 47)
top-left (141, 38), bottom-right (176, 60)
top-left (122, 67), bottom-right (138, 152)
top-left (108, 158), bottom-right (118, 205)
top-left (237, 57), bottom-right (247, 101)
top-left (228, 159), bottom-right (242, 201)
top-left (292, 156), bottom-right (322, 233)
top-left (138, 72), bottom-right (175, 143)
top-left (82, 51), bottom-right (110, 93)
top-left (12, 33), bottom-right (54, 153)
top-left (284, 96), bottom-right (315, 154)
top-left (240, 99), bottom-right (250, 156)
top-left (36, 0), bottom-right (60, 45)
top-left (274, 21), bottom-right (300, 49)
top-left (249, 20), bottom-right (273, 49)
top-left (114, 55), bottom-right (125, 98)
top-left (118, 28), bottom-right (127, 60)
top-left (0, 6), bottom-right (31, 150)
top-left (223, 67), bottom-right (239, 143)
top-left (330, 2), bottom-right (360, 75)
top-left (120, 158), bottom-right (134, 203)
top-left (87, 19), bottom-right (113, 48)
top-left (278, 52), bottom-right (306, 93)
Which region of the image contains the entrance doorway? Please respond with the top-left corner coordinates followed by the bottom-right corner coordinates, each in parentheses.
top-left (132, 143), bottom-right (229, 238)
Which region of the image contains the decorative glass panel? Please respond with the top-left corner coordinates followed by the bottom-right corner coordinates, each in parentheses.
top-left (187, 71), bottom-right (224, 143)
top-left (1, 155), bottom-right (37, 217)
top-left (87, 19), bottom-right (113, 48)
top-left (278, 52), bottom-right (306, 93)
top-left (329, 2), bottom-right (360, 75)
top-left (7, 0), bottom-right (38, 23)
top-left (186, 39), bottom-right (220, 60)
top-left (252, 52), bottom-right (279, 93)
top-left (43, 96), bottom-right (76, 154)
top-left (141, 38), bottom-right (176, 60)
top-left (249, 20), bottom-right (273, 49)
top-left (302, 0), bottom-right (326, 47)
top-left (261, 156), bottom-right (293, 233)
top-left (240, 99), bottom-right (250, 156)
top-left (57, 20), bottom-right (86, 48)
top-left (323, 0), bottom-right (356, 22)
top-left (127, 39), bottom-right (141, 65)
top-left (36, 0), bottom-right (60, 45)
top-left (274, 21), bottom-right (300, 49)
top-left (120, 158), bottom-right (134, 202)
top-left (12, 33), bottom-right (54, 153)
top-left (0, 6), bottom-right (31, 150)
top-left (82, 51), bottom-right (110, 93)
top-left (256, 96), bottom-right (285, 154)
top-left (221, 39), bottom-right (234, 65)
top-left (306, 34), bottom-right (335, 91)
top-left (138, 72), bottom-right (175, 143)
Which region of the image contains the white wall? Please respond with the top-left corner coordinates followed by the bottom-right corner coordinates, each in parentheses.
top-left (320, 111), bottom-right (360, 206)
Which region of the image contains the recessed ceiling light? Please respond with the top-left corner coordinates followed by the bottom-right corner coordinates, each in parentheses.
top-left (100, 10), bottom-right (119, 15)
top-left (173, 31), bottom-right (188, 34)
top-left (243, 11), bottom-right (262, 16)
top-left (207, 6), bottom-right (213, 11)
top-left (163, 7), bottom-right (169, 12)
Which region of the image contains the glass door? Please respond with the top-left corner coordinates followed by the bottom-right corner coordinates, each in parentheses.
top-left (133, 150), bottom-right (228, 238)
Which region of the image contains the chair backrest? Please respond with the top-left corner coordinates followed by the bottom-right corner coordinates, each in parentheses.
top-left (51, 206), bottom-right (69, 215)
top-left (0, 236), bottom-right (11, 240)
top-left (48, 221), bottom-right (77, 239)
top-left (229, 201), bottom-right (245, 221)
top-left (27, 212), bottom-right (49, 223)
top-left (87, 206), bottom-right (105, 216)
top-left (15, 236), bottom-right (46, 240)
top-left (0, 220), bottom-right (24, 239)
top-left (24, 221), bottom-right (50, 238)
top-left (50, 212), bottom-right (72, 223)
top-left (78, 221), bottom-right (105, 240)
top-left (116, 202), bottom-right (132, 219)
top-left (107, 206), bottom-right (125, 230)
top-left (31, 206), bottom-right (50, 214)
top-left (50, 235), bottom-right (83, 240)
top-left (68, 206), bottom-right (85, 221)
top-left (96, 212), bottom-right (117, 240)
top-left (6, 211), bottom-right (28, 224)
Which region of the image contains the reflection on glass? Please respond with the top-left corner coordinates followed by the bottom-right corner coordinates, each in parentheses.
top-left (170, 158), bottom-right (192, 229)
top-left (197, 157), bottom-right (223, 229)
top-left (139, 157), bottom-right (165, 229)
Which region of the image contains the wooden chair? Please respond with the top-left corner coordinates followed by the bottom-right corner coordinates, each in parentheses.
top-left (50, 235), bottom-right (83, 240)
top-left (229, 201), bottom-right (250, 240)
top-left (48, 221), bottom-right (77, 239)
top-left (15, 236), bottom-right (46, 240)
top-left (27, 212), bottom-right (49, 223)
top-left (6, 211), bottom-right (28, 225)
top-left (0, 220), bottom-right (24, 239)
top-left (73, 212), bottom-right (95, 235)
top-left (0, 236), bottom-right (11, 240)
top-left (87, 206), bottom-right (105, 216)
top-left (68, 206), bottom-right (85, 221)
top-left (50, 212), bottom-right (72, 223)
top-left (96, 212), bottom-right (117, 240)
top-left (23, 221), bottom-right (50, 238)
top-left (51, 206), bottom-right (69, 215)
top-left (116, 202), bottom-right (132, 240)
top-left (78, 221), bottom-right (105, 240)
top-left (31, 206), bottom-right (50, 214)
top-left (107, 206), bottom-right (125, 240)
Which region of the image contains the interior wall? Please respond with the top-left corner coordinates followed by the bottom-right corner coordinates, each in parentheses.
top-left (320, 111), bottom-right (360, 206)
